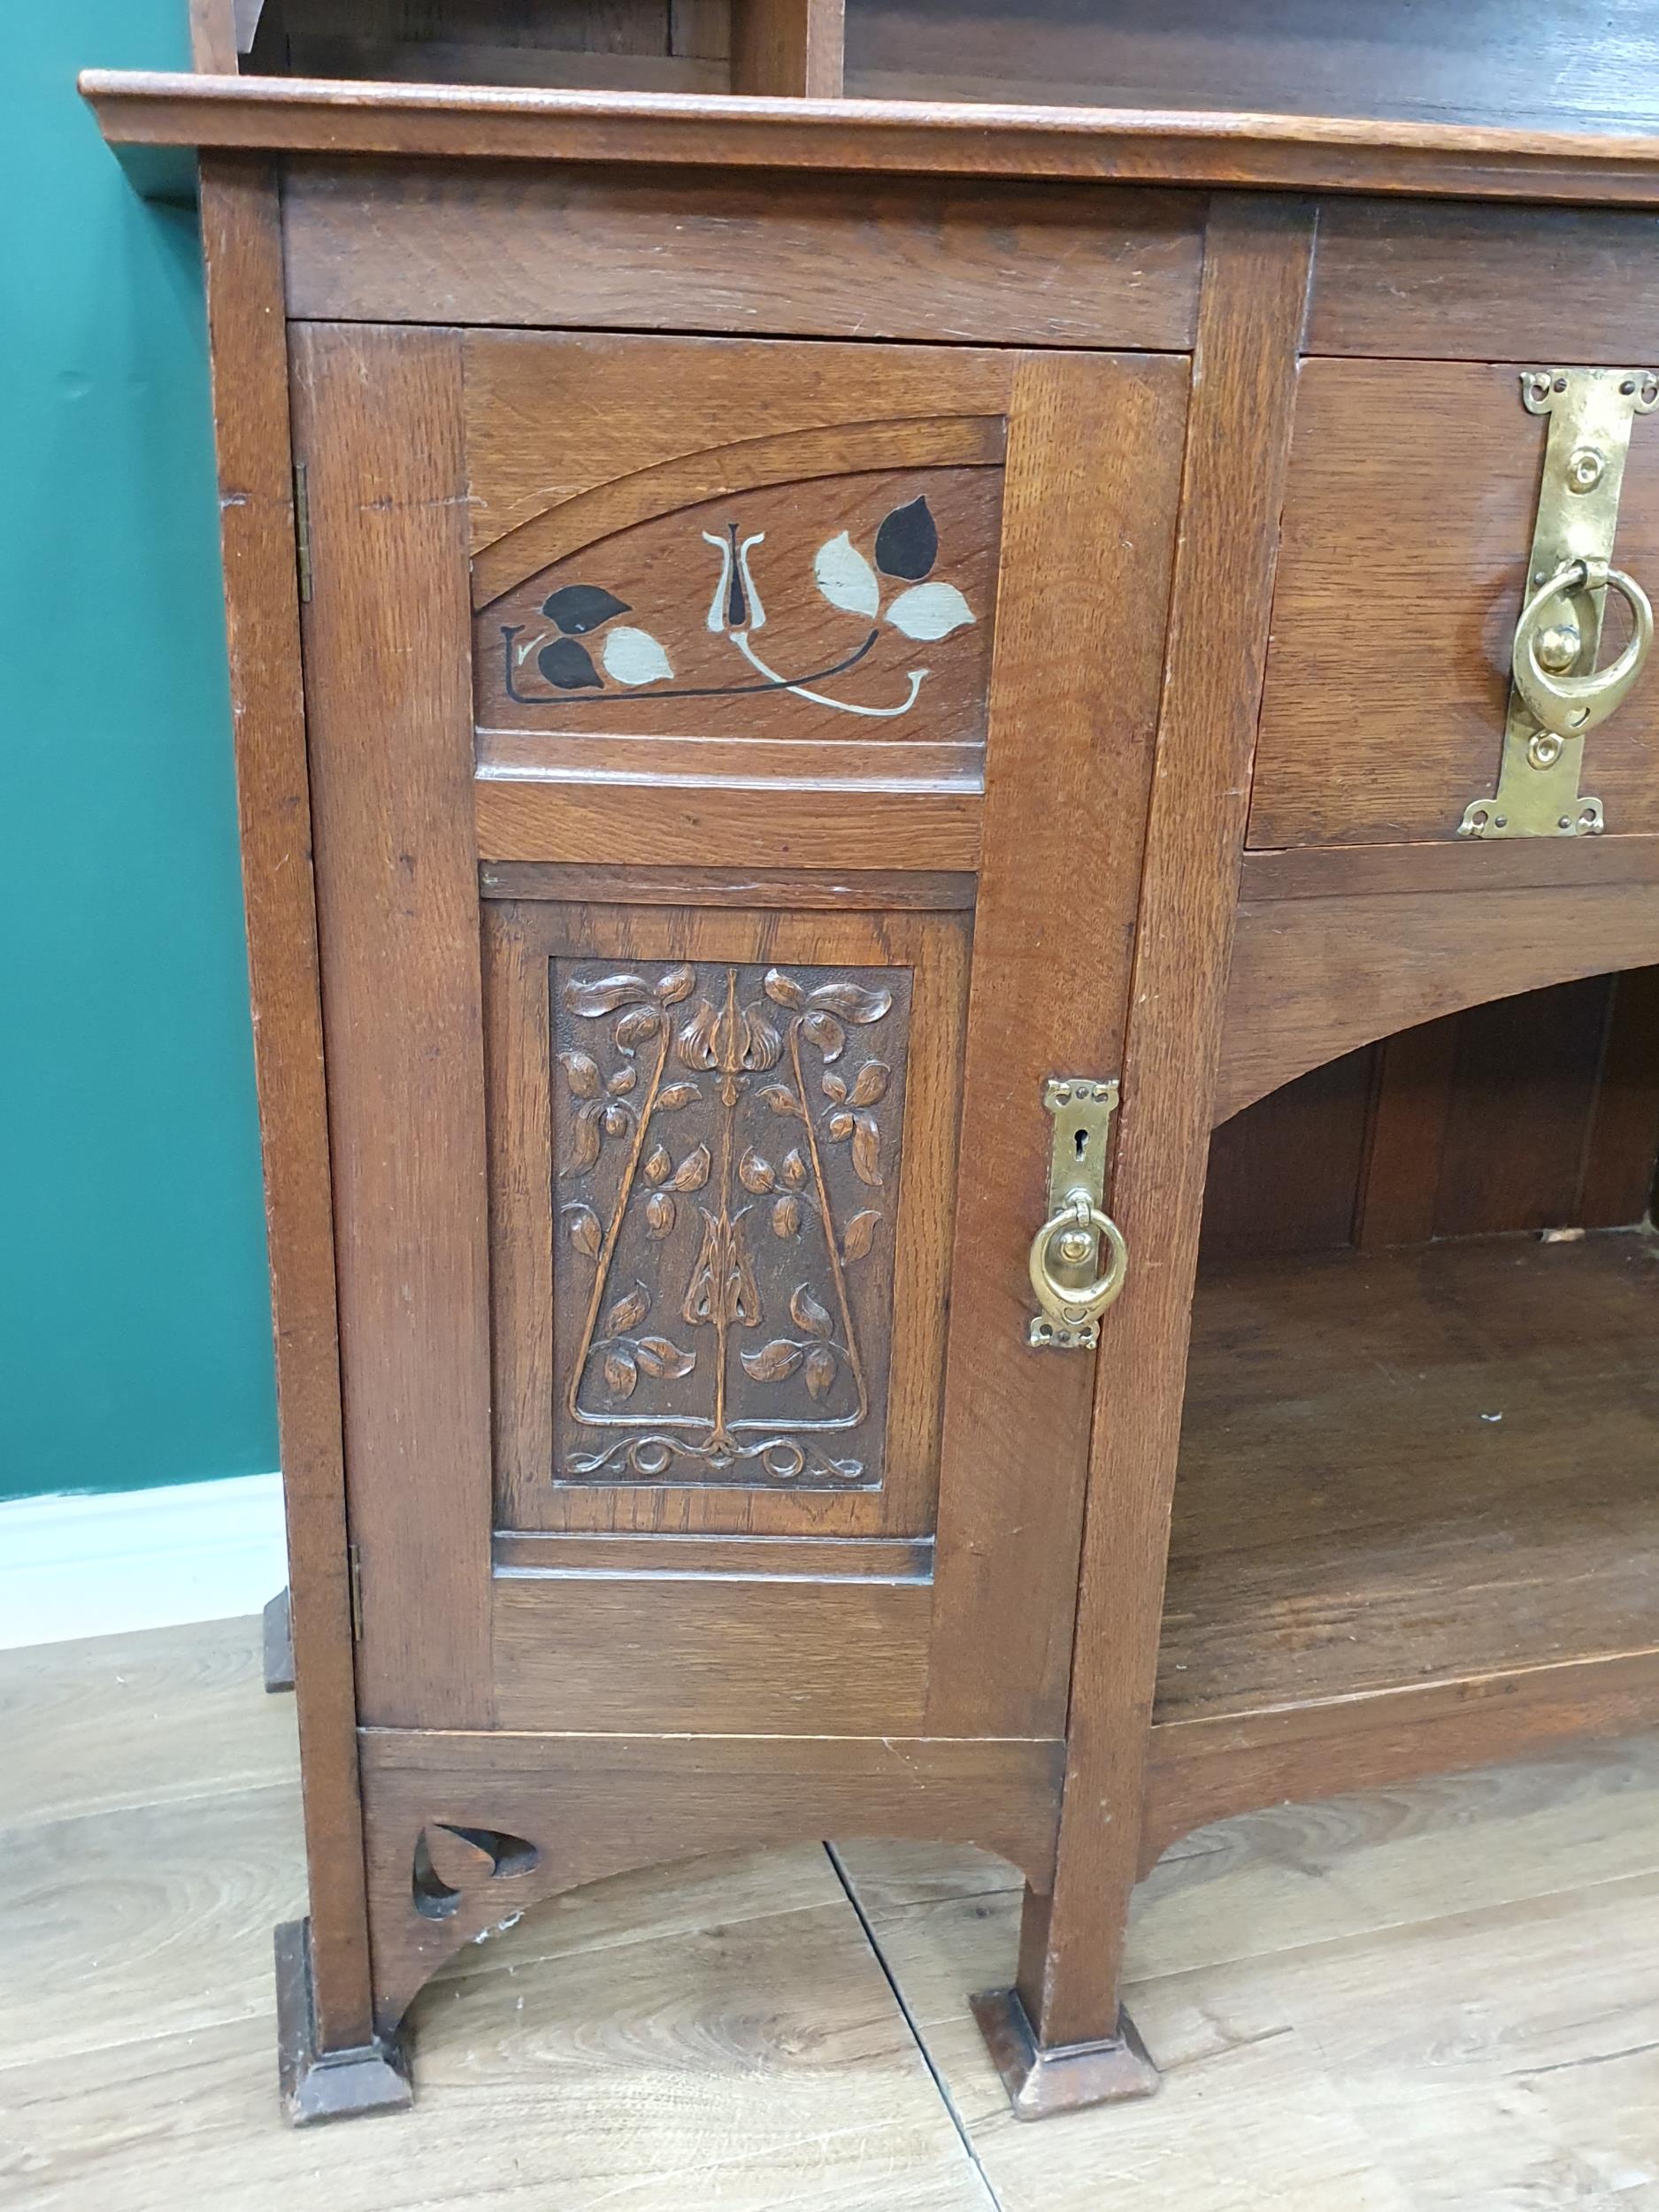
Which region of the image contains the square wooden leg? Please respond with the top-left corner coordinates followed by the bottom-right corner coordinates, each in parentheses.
top-left (971, 1985), bottom-right (1160, 2119)
top-left (275, 1919), bottom-right (411, 2125)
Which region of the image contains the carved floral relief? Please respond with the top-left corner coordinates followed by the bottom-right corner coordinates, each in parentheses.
top-left (550, 959), bottom-right (912, 1489)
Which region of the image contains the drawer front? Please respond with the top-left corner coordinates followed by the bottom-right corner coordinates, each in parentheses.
top-left (1250, 357), bottom-right (1659, 850)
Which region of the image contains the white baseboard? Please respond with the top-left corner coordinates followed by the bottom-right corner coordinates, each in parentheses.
top-left (0, 1472), bottom-right (288, 1650)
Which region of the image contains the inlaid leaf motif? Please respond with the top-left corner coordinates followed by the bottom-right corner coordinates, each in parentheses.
top-left (780, 1149), bottom-right (808, 1188)
top-left (608, 1065), bottom-right (636, 1094)
top-left (763, 970), bottom-right (807, 1010)
top-left (604, 1285), bottom-right (650, 1335)
top-left (656, 965), bottom-right (697, 1006)
top-left (823, 1073), bottom-right (849, 1105)
top-left (543, 583), bottom-right (630, 635)
top-left (656, 1082), bottom-right (700, 1110)
top-left (851, 1115), bottom-right (882, 1187)
top-left (538, 636), bottom-right (603, 691)
top-left (602, 625), bottom-right (673, 687)
top-left (572, 1103), bottom-right (603, 1168)
top-left (826, 1109), bottom-right (854, 1140)
top-left (559, 1050), bottom-right (601, 1098)
top-left (887, 582), bottom-right (973, 641)
top-left (758, 1083), bottom-right (802, 1118)
top-left (791, 1285), bottom-right (834, 1340)
top-left (874, 495), bottom-right (939, 580)
top-left (566, 973), bottom-right (652, 1018)
top-left (741, 1339), bottom-right (803, 1383)
top-left (565, 1203), bottom-right (603, 1258)
top-left (772, 1194), bottom-right (803, 1238)
top-left (809, 980), bottom-right (893, 1023)
top-left (644, 1145), bottom-right (673, 1186)
top-left (849, 1060), bottom-right (890, 1107)
top-left (739, 1148), bottom-right (775, 1194)
top-left (635, 1336), bottom-right (695, 1379)
top-left (603, 1102), bottom-right (632, 1138)
top-left (804, 1345), bottom-right (838, 1401)
top-left (803, 1010), bottom-right (845, 1061)
top-left (645, 1190), bottom-right (676, 1238)
top-left (615, 1006), bottom-right (661, 1048)
top-left (603, 1347), bottom-right (638, 1399)
top-left (813, 531), bottom-right (881, 618)
top-left (841, 1210), bottom-right (880, 1263)
top-left (670, 1144), bottom-right (711, 1192)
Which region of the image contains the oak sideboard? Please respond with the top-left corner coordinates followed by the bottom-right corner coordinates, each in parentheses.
top-left (85, 0), bottom-right (1659, 2125)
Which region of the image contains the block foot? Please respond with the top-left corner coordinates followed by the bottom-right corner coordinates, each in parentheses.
top-left (971, 1986), bottom-right (1160, 2119)
top-left (263, 1589), bottom-right (295, 1694)
top-left (275, 1919), bottom-right (411, 2126)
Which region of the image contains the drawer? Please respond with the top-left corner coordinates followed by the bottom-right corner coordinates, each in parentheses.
top-left (1249, 357), bottom-right (1659, 849)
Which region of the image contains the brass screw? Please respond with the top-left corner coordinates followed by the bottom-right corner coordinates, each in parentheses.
top-left (1057, 1228), bottom-right (1094, 1264)
top-left (1566, 445), bottom-right (1605, 491)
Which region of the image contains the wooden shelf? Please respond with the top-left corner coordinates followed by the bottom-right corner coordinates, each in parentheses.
top-left (1157, 1229), bottom-right (1659, 1728)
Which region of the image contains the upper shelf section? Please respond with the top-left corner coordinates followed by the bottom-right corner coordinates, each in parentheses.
top-left (77, 72), bottom-right (1659, 209)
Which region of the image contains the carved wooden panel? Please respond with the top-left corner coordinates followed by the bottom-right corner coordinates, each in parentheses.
top-left (487, 899), bottom-right (971, 1538)
top-left (475, 463), bottom-right (1002, 751)
top-left (550, 955), bottom-right (910, 1489)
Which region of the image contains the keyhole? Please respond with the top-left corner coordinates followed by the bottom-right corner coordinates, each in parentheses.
top-left (1074, 1126), bottom-right (1088, 1161)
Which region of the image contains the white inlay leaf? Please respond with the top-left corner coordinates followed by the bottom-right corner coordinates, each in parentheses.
top-left (813, 531), bottom-right (881, 618)
top-left (886, 582), bottom-right (973, 641)
top-left (601, 625), bottom-right (674, 686)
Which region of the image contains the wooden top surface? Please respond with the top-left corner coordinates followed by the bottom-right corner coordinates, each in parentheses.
top-left (79, 71), bottom-right (1659, 206)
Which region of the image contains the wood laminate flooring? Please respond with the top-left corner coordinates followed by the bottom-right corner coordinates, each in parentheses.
top-left (4, 1616), bottom-right (1659, 2208)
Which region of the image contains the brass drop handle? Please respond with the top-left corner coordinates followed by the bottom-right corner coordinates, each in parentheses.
top-left (1512, 557), bottom-right (1653, 741)
top-left (1028, 1191), bottom-right (1129, 1344)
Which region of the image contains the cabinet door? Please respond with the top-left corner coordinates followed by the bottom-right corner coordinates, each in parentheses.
top-left (292, 326), bottom-right (1187, 1743)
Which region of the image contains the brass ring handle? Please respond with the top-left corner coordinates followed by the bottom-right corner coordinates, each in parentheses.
top-left (1512, 557), bottom-right (1653, 738)
top-left (1028, 1191), bottom-right (1129, 1333)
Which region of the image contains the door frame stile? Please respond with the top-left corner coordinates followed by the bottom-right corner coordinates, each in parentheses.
top-left (1014, 195), bottom-right (1319, 2062)
top-left (197, 151), bottom-right (377, 2053)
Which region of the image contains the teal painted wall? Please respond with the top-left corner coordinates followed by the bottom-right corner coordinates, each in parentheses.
top-left (1, 2), bottom-right (280, 1499)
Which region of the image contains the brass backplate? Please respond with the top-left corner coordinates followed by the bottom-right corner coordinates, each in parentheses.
top-left (1029, 1078), bottom-right (1119, 1350)
top-left (1461, 366), bottom-right (1657, 839)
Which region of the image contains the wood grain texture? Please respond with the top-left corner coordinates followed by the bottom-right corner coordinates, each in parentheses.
top-left (923, 349), bottom-right (1189, 1741)
top-left (479, 862), bottom-right (978, 910)
top-left (474, 779), bottom-right (982, 870)
top-left (493, 1530), bottom-right (933, 1578)
top-left (1217, 880), bottom-right (1659, 1122)
top-left (491, 1572), bottom-right (934, 1732)
top-left (358, 1725), bottom-right (1064, 2032)
top-left (1014, 200), bottom-right (1317, 2054)
top-left (1143, 1654), bottom-right (1659, 1872)
top-left (729, 0), bottom-right (842, 96)
top-left (1351, 1017), bottom-right (1459, 1248)
top-left (1309, 198), bottom-right (1659, 360)
top-left (290, 324), bottom-right (494, 1732)
top-left (282, 158), bottom-right (1204, 345)
top-left (1252, 359), bottom-right (1659, 850)
top-left (846, 0), bottom-right (1659, 135)
top-left (196, 157), bottom-right (373, 2054)
top-left (463, 329), bottom-right (1014, 564)
top-left (81, 72), bottom-right (1659, 208)
top-left (1163, 1230), bottom-right (1659, 1721)
top-left (1581, 964), bottom-right (1659, 1225)
top-left (841, 1740), bottom-right (1659, 2210)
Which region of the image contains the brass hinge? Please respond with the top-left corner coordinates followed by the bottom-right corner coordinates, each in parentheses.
top-left (293, 461), bottom-right (312, 604)
top-left (347, 1540), bottom-right (364, 1643)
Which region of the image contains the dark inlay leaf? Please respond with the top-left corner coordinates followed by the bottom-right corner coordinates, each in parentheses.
top-left (543, 584), bottom-right (630, 634)
top-left (874, 495), bottom-right (938, 580)
top-left (539, 636), bottom-right (603, 690)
